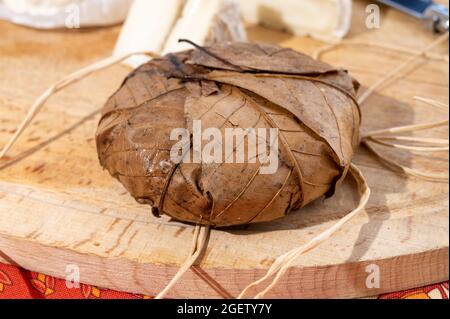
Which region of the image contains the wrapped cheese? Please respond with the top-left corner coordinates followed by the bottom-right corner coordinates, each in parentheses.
top-left (97, 42), bottom-right (361, 227)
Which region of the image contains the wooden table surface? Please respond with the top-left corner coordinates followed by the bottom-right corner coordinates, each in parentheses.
top-left (0, 0), bottom-right (448, 298)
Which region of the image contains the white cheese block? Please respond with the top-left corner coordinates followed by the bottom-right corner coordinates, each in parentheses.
top-left (113, 0), bottom-right (185, 69)
top-left (162, 0), bottom-right (247, 54)
top-left (0, 0), bottom-right (133, 29)
top-left (238, 0), bottom-right (351, 42)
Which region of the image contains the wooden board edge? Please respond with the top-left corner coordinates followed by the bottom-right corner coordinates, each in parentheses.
top-left (0, 232), bottom-right (447, 298)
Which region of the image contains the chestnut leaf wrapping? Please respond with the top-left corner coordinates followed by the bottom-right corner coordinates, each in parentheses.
top-left (96, 42), bottom-right (361, 227)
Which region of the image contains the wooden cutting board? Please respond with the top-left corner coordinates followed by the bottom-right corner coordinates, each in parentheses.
top-left (0, 1), bottom-right (448, 298)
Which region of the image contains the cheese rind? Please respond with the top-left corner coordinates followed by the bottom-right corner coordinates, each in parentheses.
top-left (238, 0), bottom-right (351, 42)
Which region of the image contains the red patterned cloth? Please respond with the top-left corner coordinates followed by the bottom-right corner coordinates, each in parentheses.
top-left (0, 262), bottom-right (447, 299)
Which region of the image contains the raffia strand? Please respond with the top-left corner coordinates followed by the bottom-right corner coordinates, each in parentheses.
top-left (0, 51), bottom-right (161, 159)
top-left (155, 225), bottom-right (210, 299)
top-left (238, 164), bottom-right (370, 299)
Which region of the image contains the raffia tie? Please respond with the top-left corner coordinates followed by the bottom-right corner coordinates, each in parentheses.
top-left (313, 33), bottom-right (449, 183)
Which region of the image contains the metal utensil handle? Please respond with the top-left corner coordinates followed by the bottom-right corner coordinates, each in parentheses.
top-left (378, 0), bottom-right (449, 33)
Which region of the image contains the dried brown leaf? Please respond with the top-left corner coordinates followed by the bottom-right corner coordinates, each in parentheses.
top-left (96, 43), bottom-right (361, 227)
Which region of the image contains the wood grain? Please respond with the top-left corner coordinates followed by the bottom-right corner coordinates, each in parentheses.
top-left (0, 0), bottom-right (448, 298)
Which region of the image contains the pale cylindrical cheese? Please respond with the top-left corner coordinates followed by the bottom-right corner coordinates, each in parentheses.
top-left (113, 0), bottom-right (185, 68)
